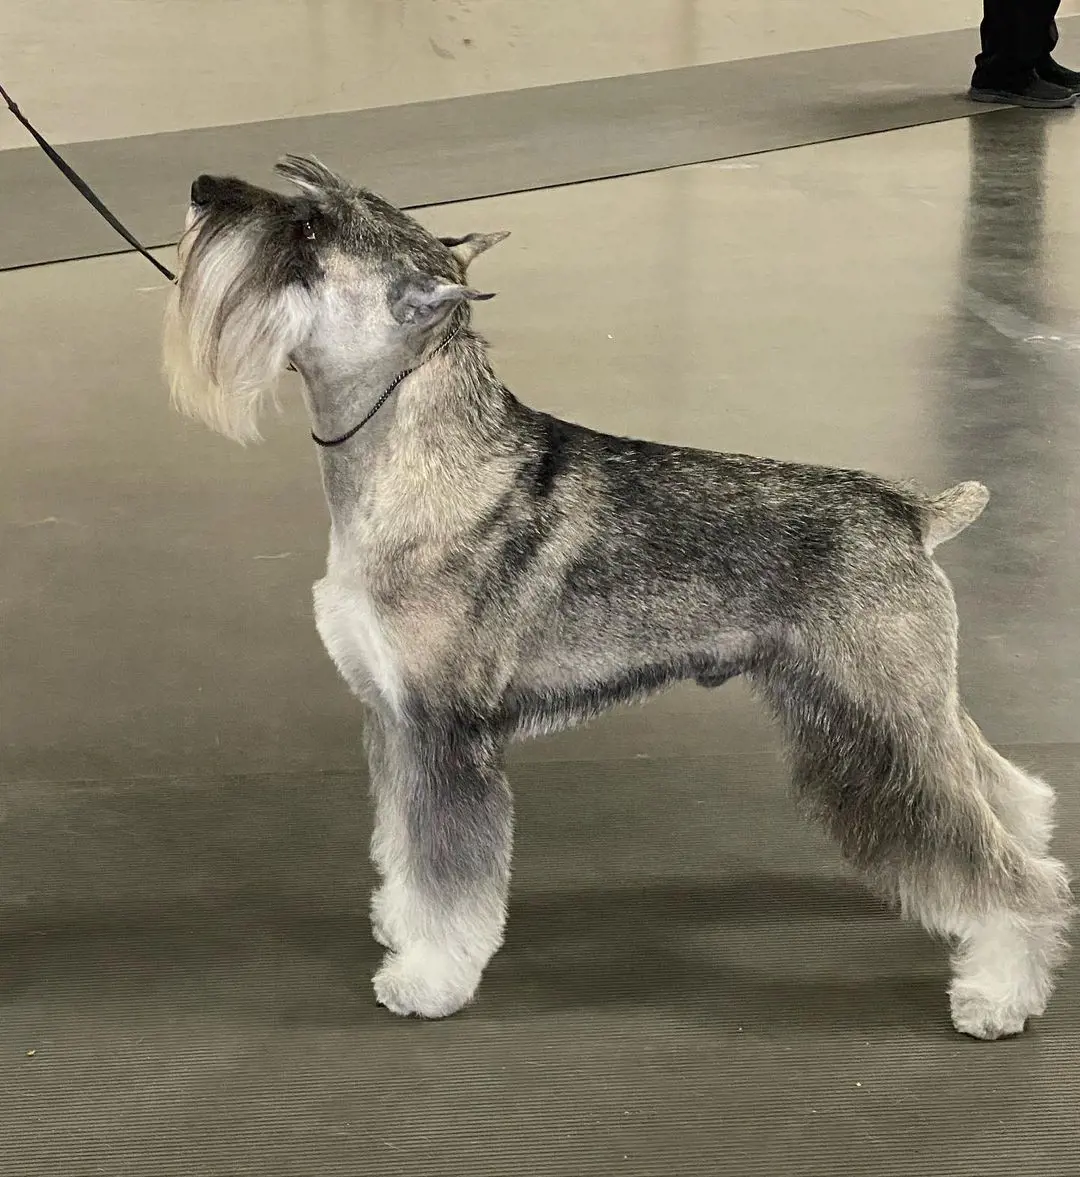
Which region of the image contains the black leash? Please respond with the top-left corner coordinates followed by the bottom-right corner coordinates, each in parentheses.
top-left (310, 327), bottom-right (461, 447)
top-left (1, 80), bottom-right (176, 282)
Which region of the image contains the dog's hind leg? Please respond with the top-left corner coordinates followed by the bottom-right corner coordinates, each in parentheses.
top-left (960, 708), bottom-right (1057, 856)
top-left (889, 727), bottom-right (1070, 1041)
top-left (753, 603), bottom-right (1071, 1039)
top-left (366, 705), bottom-right (513, 1018)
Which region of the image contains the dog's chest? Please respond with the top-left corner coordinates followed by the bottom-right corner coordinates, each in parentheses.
top-left (313, 576), bottom-right (403, 709)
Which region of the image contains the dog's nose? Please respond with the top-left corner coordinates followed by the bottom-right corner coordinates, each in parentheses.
top-left (190, 175), bottom-right (217, 207)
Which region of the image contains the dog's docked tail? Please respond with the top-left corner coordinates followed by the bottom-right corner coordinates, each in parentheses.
top-left (920, 480), bottom-right (990, 553)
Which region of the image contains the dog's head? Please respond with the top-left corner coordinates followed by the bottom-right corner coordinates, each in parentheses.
top-left (164, 155), bottom-right (507, 442)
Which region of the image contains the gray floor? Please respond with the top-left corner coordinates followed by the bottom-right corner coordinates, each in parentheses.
top-left (3, 30), bottom-right (1080, 1177)
top-left (10, 23), bottom-right (1069, 273)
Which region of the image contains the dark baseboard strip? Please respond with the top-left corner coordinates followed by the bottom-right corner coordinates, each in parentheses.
top-left (0, 23), bottom-right (1055, 273)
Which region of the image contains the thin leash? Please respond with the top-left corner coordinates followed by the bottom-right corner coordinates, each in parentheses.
top-left (310, 326), bottom-right (460, 447)
top-left (1, 80), bottom-right (176, 283)
top-left (3, 81), bottom-right (444, 446)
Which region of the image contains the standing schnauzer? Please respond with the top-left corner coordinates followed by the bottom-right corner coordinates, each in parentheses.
top-left (164, 156), bottom-right (1071, 1039)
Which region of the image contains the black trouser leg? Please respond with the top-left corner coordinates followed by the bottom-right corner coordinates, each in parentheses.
top-left (973, 0), bottom-right (1062, 89)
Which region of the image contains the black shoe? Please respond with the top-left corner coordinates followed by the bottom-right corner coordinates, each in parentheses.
top-left (969, 76), bottom-right (1077, 108)
top-left (1038, 57), bottom-right (1080, 95)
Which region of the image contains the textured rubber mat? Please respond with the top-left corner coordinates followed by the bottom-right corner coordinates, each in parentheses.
top-left (2, 745), bottom-right (1078, 1176)
top-left (0, 22), bottom-right (1050, 273)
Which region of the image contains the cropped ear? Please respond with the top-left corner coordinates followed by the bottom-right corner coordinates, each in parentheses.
top-left (274, 154), bottom-right (347, 198)
top-left (389, 272), bottom-right (495, 328)
top-left (439, 231), bottom-right (510, 270)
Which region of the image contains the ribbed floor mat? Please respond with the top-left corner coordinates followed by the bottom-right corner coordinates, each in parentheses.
top-left (3, 745), bottom-right (1077, 1175)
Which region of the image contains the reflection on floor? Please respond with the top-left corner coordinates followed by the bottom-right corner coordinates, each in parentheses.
top-left (2, 59), bottom-right (1079, 1177)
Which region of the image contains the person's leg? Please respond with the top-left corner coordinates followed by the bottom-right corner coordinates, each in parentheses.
top-left (1037, 8), bottom-right (1080, 94)
top-left (973, 0), bottom-right (1006, 85)
top-left (972, 0), bottom-right (1074, 106)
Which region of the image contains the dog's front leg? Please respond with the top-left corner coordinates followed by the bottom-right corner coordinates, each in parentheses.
top-left (367, 710), bottom-right (513, 1018)
top-left (364, 710), bottom-right (398, 951)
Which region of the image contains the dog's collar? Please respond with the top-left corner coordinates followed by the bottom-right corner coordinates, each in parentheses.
top-left (310, 327), bottom-right (461, 448)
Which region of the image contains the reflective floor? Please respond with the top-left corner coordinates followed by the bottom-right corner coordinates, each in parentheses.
top-left (7, 0), bottom-right (1080, 147)
top-left (4, 111), bottom-right (1078, 781)
top-left (2, 23), bottom-right (1080, 1177)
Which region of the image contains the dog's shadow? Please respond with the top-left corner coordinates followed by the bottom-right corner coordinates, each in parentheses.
top-left (275, 871), bottom-right (946, 1032)
top-left (498, 873), bottom-right (944, 1029)
top-left (0, 872), bottom-right (946, 1034)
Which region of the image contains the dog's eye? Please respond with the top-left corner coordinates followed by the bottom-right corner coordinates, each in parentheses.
top-left (290, 198), bottom-right (318, 242)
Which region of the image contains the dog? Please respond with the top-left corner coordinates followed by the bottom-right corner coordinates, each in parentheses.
top-left (164, 155), bottom-right (1071, 1039)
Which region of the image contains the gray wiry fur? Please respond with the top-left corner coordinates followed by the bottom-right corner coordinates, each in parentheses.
top-left (164, 156), bottom-right (1072, 1039)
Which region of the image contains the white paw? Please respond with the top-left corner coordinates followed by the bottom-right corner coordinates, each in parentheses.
top-left (373, 945), bottom-right (482, 1019)
top-left (369, 884), bottom-right (403, 951)
top-left (949, 986), bottom-right (1039, 1040)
